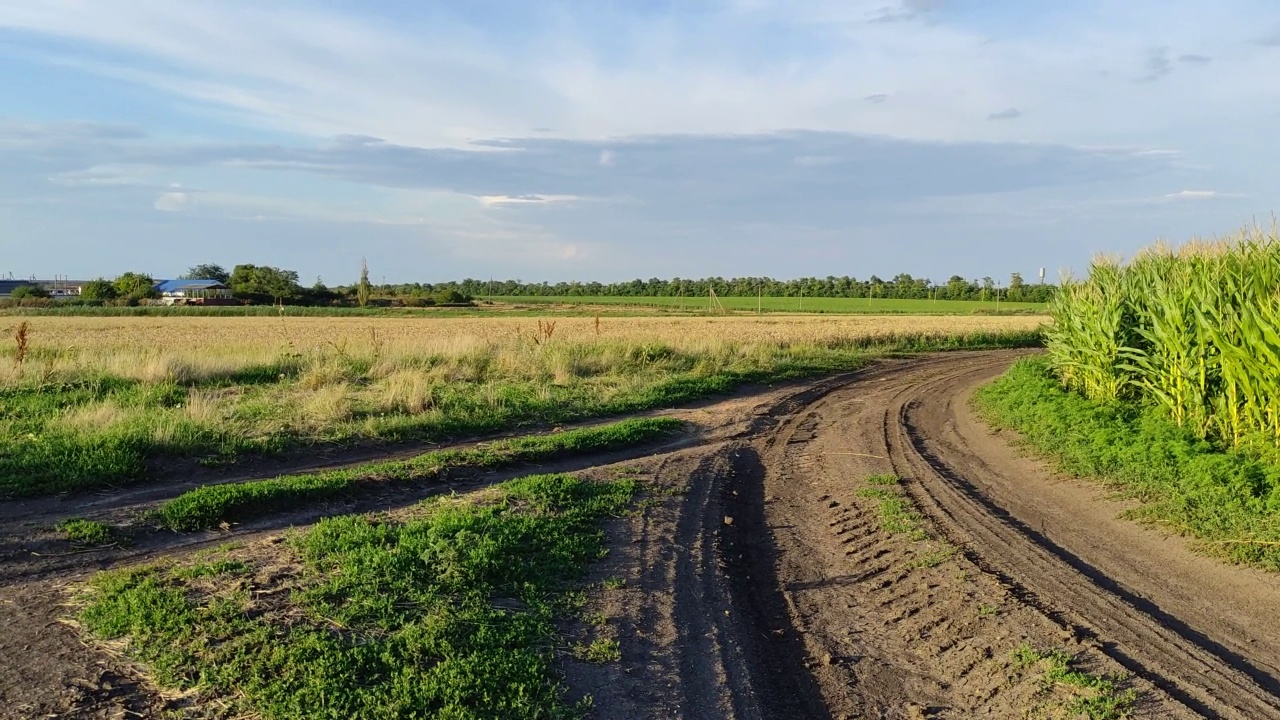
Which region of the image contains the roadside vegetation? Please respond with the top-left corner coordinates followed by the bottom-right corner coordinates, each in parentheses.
top-left (977, 226), bottom-right (1280, 569)
top-left (1, 315), bottom-right (1042, 497)
top-left (77, 473), bottom-right (634, 720)
top-left (156, 417), bottom-right (680, 531)
top-left (977, 359), bottom-right (1280, 569)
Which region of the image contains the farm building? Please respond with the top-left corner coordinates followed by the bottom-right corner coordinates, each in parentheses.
top-left (44, 279), bottom-right (87, 297)
top-left (155, 279), bottom-right (235, 305)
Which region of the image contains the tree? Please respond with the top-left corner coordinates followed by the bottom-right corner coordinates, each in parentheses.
top-left (79, 279), bottom-right (118, 300)
top-left (1008, 272), bottom-right (1025, 301)
top-left (114, 272), bottom-right (159, 300)
top-left (182, 264), bottom-right (230, 284)
top-left (9, 284), bottom-right (49, 300)
top-left (357, 258), bottom-right (372, 308)
top-left (228, 264), bottom-right (302, 303)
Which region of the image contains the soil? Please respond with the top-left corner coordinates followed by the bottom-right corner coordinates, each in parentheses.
top-left (3, 350), bottom-right (1279, 718)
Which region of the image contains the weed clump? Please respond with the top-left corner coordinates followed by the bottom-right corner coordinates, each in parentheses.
top-left (1012, 643), bottom-right (1138, 719)
top-left (56, 518), bottom-right (114, 546)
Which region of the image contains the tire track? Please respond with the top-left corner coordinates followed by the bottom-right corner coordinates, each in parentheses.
top-left (884, 357), bottom-right (1280, 719)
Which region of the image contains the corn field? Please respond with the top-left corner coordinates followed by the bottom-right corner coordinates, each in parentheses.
top-left (1046, 225), bottom-right (1280, 449)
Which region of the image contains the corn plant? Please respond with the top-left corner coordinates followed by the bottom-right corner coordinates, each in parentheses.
top-left (1047, 225), bottom-right (1280, 449)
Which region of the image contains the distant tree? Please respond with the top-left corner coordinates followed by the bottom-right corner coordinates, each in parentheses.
top-left (79, 278), bottom-right (118, 300)
top-left (434, 289), bottom-right (472, 305)
top-left (944, 275), bottom-right (970, 300)
top-left (182, 263), bottom-right (231, 284)
top-left (113, 272), bottom-right (159, 300)
top-left (228, 264), bottom-right (302, 303)
top-left (9, 284), bottom-right (49, 300)
top-left (357, 258), bottom-right (372, 308)
top-left (1008, 272), bottom-right (1025, 301)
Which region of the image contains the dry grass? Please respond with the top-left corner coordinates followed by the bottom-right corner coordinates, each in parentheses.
top-left (11, 314), bottom-right (1043, 379)
top-left (59, 401), bottom-right (135, 434)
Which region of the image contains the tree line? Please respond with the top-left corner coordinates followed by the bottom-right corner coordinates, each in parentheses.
top-left (9, 264), bottom-right (1054, 306)
top-left (394, 272), bottom-right (1056, 303)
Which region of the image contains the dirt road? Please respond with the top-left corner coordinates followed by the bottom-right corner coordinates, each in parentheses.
top-left (579, 350), bottom-right (1280, 719)
top-left (4, 350), bottom-right (1280, 718)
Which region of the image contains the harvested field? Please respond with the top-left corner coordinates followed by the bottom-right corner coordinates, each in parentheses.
top-left (3, 350), bottom-right (1278, 718)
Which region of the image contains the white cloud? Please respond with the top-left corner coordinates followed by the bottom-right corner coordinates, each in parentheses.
top-left (478, 194), bottom-right (581, 207)
top-left (1163, 190), bottom-right (1236, 200)
top-left (598, 150), bottom-right (616, 167)
top-left (153, 191), bottom-right (190, 211)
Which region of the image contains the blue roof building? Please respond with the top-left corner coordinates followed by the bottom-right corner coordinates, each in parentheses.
top-left (154, 279), bottom-right (234, 304)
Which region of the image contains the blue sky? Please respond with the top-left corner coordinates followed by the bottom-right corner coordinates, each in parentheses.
top-left (2, 1), bottom-right (1279, 284)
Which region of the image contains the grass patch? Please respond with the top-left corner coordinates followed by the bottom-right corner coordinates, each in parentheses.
top-left (78, 473), bottom-right (635, 719)
top-left (975, 358), bottom-right (1280, 571)
top-left (857, 475), bottom-right (928, 541)
top-left (905, 543), bottom-right (958, 569)
top-left (572, 638), bottom-right (622, 664)
top-left (155, 417), bottom-right (681, 532)
top-left (56, 518), bottom-right (115, 546)
top-left (1012, 643), bottom-right (1138, 719)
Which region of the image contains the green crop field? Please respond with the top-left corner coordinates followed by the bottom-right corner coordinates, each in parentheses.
top-left (492, 295), bottom-right (1046, 314)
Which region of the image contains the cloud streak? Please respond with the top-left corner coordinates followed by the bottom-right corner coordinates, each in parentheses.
top-left (987, 108), bottom-right (1022, 121)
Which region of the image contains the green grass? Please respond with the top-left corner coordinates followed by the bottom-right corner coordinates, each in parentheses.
top-left (976, 358), bottom-right (1280, 570)
top-left (1012, 643), bottom-right (1138, 719)
top-left (78, 473), bottom-right (635, 720)
top-left (495, 295), bottom-right (1046, 315)
top-left (56, 518), bottom-right (115, 546)
top-left (155, 417), bottom-right (681, 532)
top-left (571, 638), bottom-right (621, 664)
top-left (0, 329), bottom-right (1042, 498)
top-left (857, 476), bottom-right (928, 541)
